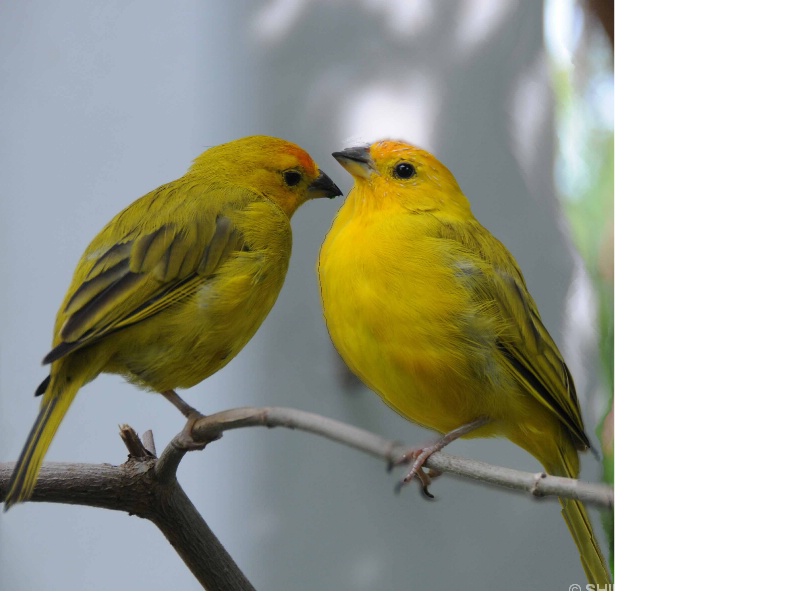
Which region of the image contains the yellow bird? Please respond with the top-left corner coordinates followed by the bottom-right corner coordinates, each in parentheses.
top-left (4, 135), bottom-right (342, 509)
top-left (318, 140), bottom-right (610, 587)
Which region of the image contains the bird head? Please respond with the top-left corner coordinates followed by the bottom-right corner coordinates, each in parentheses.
top-left (190, 135), bottom-right (342, 218)
top-left (332, 140), bottom-right (471, 216)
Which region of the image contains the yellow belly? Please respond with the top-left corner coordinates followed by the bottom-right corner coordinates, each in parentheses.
top-left (319, 213), bottom-right (512, 435)
top-left (104, 206), bottom-right (293, 392)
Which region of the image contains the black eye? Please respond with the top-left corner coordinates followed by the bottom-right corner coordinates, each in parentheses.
top-left (393, 162), bottom-right (416, 179)
top-left (283, 170), bottom-right (302, 187)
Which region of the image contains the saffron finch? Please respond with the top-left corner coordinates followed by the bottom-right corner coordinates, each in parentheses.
top-left (4, 135), bottom-right (342, 509)
top-left (318, 140), bottom-right (610, 587)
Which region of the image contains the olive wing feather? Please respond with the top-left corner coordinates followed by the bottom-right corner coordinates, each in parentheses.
top-left (436, 219), bottom-right (591, 450)
top-left (43, 187), bottom-right (255, 364)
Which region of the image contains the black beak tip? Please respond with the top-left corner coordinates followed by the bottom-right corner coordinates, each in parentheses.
top-left (311, 170), bottom-right (343, 199)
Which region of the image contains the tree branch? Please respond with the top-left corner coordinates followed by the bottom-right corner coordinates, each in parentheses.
top-left (0, 405), bottom-right (613, 590)
top-left (0, 427), bottom-right (254, 591)
top-left (156, 406), bottom-right (614, 508)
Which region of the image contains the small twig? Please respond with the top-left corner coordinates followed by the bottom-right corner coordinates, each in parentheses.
top-left (154, 418), bottom-right (195, 481)
top-left (531, 472), bottom-right (614, 508)
top-left (120, 425), bottom-right (152, 458)
top-left (142, 430), bottom-right (157, 455)
top-left (154, 406), bottom-right (613, 508)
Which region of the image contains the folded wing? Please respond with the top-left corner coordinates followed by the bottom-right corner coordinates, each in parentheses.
top-left (436, 219), bottom-right (591, 451)
top-left (44, 187), bottom-right (254, 364)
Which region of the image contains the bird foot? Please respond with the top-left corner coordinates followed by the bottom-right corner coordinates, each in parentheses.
top-left (393, 446), bottom-right (443, 499)
top-left (160, 389), bottom-right (222, 450)
top-left (391, 418), bottom-right (490, 500)
top-left (173, 414), bottom-right (222, 451)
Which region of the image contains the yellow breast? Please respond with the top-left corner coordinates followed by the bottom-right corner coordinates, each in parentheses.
top-left (108, 201), bottom-right (293, 391)
top-left (319, 208), bottom-right (507, 434)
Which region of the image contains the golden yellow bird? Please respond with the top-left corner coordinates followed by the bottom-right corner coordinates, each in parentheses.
top-left (4, 135), bottom-right (342, 509)
top-left (318, 140), bottom-right (610, 587)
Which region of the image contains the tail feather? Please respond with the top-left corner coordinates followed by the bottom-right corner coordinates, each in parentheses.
top-left (510, 427), bottom-right (612, 588)
top-left (558, 495), bottom-right (612, 588)
top-left (4, 380), bottom-right (80, 510)
top-left (550, 443), bottom-right (612, 589)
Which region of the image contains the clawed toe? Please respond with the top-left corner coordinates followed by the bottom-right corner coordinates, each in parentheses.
top-left (392, 447), bottom-right (440, 499)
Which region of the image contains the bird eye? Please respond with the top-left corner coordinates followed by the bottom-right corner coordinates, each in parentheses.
top-left (393, 162), bottom-right (416, 179)
top-left (283, 170), bottom-right (302, 187)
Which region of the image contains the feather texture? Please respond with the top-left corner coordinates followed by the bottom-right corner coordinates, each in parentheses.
top-left (319, 140), bottom-right (610, 587)
top-left (5, 135), bottom-right (341, 509)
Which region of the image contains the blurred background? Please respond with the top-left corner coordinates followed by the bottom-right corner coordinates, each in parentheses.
top-left (0, 0), bottom-right (613, 590)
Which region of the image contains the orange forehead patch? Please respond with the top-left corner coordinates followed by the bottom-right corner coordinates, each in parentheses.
top-left (369, 140), bottom-right (419, 160)
top-left (279, 142), bottom-right (316, 173)
top-left (368, 140), bottom-right (446, 174)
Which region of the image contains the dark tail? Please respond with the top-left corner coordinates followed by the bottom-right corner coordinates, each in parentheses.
top-left (4, 378), bottom-right (79, 509)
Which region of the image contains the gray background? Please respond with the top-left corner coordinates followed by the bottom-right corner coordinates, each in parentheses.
top-left (0, 0), bottom-right (607, 590)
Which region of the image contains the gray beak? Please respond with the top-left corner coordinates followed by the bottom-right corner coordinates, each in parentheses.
top-left (332, 147), bottom-right (376, 178)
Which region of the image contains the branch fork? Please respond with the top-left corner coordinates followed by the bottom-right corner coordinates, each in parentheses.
top-left (1, 404), bottom-right (613, 590)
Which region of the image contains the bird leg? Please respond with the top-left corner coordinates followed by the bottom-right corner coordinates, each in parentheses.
top-left (160, 389), bottom-right (221, 450)
top-left (398, 417), bottom-right (490, 496)
top-left (161, 389), bottom-right (203, 419)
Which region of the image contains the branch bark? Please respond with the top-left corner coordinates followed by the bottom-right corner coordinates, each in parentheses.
top-left (161, 406), bottom-right (615, 508)
top-left (1, 426), bottom-right (254, 591)
top-left (1, 405), bottom-right (613, 590)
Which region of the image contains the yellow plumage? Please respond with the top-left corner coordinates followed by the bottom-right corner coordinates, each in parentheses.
top-left (5, 135), bottom-right (342, 509)
top-left (318, 140), bottom-right (610, 587)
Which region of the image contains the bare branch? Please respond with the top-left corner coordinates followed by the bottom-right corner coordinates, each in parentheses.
top-left (142, 429), bottom-right (157, 455)
top-left (120, 424), bottom-right (152, 458)
top-left (0, 404), bottom-right (612, 590)
top-left (157, 406), bottom-right (614, 508)
top-left (0, 450), bottom-right (253, 590)
top-left (149, 479), bottom-right (254, 591)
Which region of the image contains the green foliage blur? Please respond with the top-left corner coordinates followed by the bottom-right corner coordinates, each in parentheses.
top-left (547, 0), bottom-right (614, 572)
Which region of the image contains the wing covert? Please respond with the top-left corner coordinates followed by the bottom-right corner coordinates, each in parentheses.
top-left (436, 218), bottom-right (591, 449)
top-left (44, 189), bottom-right (253, 364)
